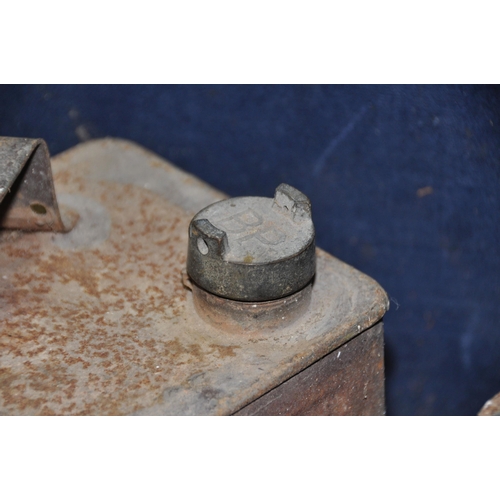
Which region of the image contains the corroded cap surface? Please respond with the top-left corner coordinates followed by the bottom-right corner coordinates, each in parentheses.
top-left (186, 183), bottom-right (315, 301)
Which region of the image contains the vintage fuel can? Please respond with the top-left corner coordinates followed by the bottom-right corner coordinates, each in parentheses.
top-left (0, 138), bottom-right (388, 415)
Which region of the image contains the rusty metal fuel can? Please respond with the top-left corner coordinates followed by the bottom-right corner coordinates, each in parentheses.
top-left (0, 137), bottom-right (389, 415)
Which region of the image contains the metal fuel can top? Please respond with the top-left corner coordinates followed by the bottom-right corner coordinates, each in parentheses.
top-left (186, 183), bottom-right (316, 301)
top-left (0, 139), bottom-right (389, 415)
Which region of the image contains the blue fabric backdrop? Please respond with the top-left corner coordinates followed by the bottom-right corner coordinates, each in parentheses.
top-left (1, 84), bottom-right (499, 415)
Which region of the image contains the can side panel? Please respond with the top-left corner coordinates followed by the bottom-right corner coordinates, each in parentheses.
top-left (234, 322), bottom-right (385, 416)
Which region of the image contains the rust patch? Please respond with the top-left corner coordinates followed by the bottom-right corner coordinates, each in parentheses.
top-left (0, 171), bottom-right (204, 414)
top-left (209, 344), bottom-right (240, 358)
top-left (37, 254), bottom-right (101, 298)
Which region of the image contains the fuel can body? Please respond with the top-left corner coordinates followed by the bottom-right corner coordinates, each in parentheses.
top-left (0, 138), bottom-right (388, 415)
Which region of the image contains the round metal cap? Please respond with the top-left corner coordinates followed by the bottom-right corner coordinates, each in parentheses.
top-left (186, 183), bottom-right (315, 301)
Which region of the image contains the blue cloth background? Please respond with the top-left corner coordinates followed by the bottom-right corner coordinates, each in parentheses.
top-left (1, 84), bottom-right (499, 415)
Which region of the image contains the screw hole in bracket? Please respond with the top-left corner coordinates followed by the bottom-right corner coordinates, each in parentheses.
top-left (30, 203), bottom-right (47, 215)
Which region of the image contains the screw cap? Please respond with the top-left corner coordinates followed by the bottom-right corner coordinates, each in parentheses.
top-left (186, 184), bottom-right (315, 301)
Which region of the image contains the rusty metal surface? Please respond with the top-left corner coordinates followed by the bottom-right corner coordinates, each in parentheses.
top-left (0, 138), bottom-right (389, 415)
top-left (0, 137), bottom-right (67, 231)
top-left (235, 322), bottom-right (385, 415)
top-left (190, 279), bottom-right (312, 334)
top-left (478, 392), bottom-right (500, 416)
